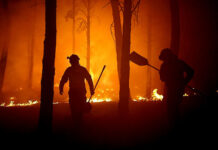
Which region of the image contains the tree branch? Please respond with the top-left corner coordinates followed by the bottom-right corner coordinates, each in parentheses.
top-left (131, 0), bottom-right (140, 13)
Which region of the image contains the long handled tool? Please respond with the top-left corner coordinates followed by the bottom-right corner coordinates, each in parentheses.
top-left (87, 65), bottom-right (106, 103)
top-left (129, 51), bottom-right (159, 71)
top-left (129, 51), bottom-right (205, 96)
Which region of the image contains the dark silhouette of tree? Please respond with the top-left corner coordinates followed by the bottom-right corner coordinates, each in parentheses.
top-left (0, 0), bottom-right (10, 98)
top-left (75, 0), bottom-right (96, 72)
top-left (109, 0), bottom-right (140, 114)
top-left (110, 0), bottom-right (122, 81)
top-left (65, 0), bottom-right (77, 53)
top-left (38, 0), bottom-right (56, 133)
top-left (146, 12), bottom-right (152, 98)
top-left (119, 0), bottom-right (140, 114)
top-left (72, 0), bottom-right (76, 52)
top-left (119, 0), bottom-right (132, 114)
top-left (27, 0), bottom-right (38, 89)
top-left (170, 0), bottom-right (180, 56)
top-left (86, 0), bottom-right (91, 72)
top-left (27, 36), bottom-right (34, 89)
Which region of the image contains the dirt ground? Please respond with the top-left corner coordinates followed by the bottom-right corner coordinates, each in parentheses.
top-left (0, 97), bottom-right (216, 149)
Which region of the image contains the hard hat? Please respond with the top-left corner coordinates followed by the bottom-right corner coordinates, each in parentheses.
top-left (67, 54), bottom-right (80, 61)
top-left (159, 48), bottom-right (173, 60)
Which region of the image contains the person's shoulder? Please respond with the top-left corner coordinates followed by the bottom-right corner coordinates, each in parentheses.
top-left (78, 65), bottom-right (87, 71)
top-left (76, 65), bottom-right (87, 72)
top-left (65, 66), bottom-right (72, 72)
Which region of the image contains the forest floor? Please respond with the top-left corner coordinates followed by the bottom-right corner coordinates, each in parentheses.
top-left (0, 96), bottom-right (216, 150)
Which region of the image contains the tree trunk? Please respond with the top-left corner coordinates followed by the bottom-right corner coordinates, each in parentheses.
top-left (0, 48), bottom-right (8, 96)
top-left (86, 0), bottom-right (90, 72)
top-left (27, 35), bottom-right (34, 89)
top-left (72, 0), bottom-right (76, 53)
top-left (27, 1), bottom-right (37, 89)
top-left (0, 0), bottom-right (10, 98)
top-left (110, 0), bottom-right (122, 82)
top-left (146, 12), bottom-right (152, 98)
top-left (119, 0), bottom-right (132, 115)
top-left (38, 0), bottom-right (56, 134)
top-left (170, 0), bottom-right (180, 56)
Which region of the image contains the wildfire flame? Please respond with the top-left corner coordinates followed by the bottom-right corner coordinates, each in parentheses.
top-left (151, 89), bottom-right (164, 101)
top-left (133, 89), bottom-right (164, 102)
top-left (1, 100), bottom-right (39, 107)
top-left (0, 98), bottom-right (112, 107)
top-left (0, 88), bottom-right (165, 107)
top-left (89, 97), bottom-right (112, 103)
top-left (183, 93), bottom-right (189, 97)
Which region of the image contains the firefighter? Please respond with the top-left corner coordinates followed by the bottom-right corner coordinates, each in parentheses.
top-left (159, 48), bottom-right (194, 128)
top-left (59, 54), bottom-right (94, 129)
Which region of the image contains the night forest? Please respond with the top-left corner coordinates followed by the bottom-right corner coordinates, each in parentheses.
top-left (0, 0), bottom-right (217, 149)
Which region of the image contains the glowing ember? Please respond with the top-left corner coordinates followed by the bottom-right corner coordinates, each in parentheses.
top-left (183, 93), bottom-right (189, 97)
top-left (1, 100), bottom-right (39, 107)
top-left (0, 103), bottom-right (5, 107)
top-left (0, 97), bottom-right (113, 107)
top-left (89, 97), bottom-right (112, 103)
top-left (133, 96), bottom-right (148, 102)
top-left (10, 97), bottom-right (15, 100)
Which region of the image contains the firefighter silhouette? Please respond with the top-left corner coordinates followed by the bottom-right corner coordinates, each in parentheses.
top-left (59, 54), bottom-right (94, 129)
top-left (159, 48), bottom-right (194, 128)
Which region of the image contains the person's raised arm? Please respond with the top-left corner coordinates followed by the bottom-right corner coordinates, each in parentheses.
top-left (59, 69), bottom-right (69, 95)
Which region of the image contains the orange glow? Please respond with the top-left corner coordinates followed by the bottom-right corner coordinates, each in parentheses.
top-left (0, 0), bottom-right (171, 105)
top-left (10, 97), bottom-right (15, 100)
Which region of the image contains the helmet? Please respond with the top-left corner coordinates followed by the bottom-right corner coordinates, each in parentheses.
top-left (67, 54), bottom-right (80, 61)
top-left (159, 48), bottom-right (173, 61)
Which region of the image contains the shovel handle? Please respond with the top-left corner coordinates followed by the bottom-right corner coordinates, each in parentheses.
top-left (88, 65), bottom-right (106, 103)
top-left (148, 64), bottom-right (160, 71)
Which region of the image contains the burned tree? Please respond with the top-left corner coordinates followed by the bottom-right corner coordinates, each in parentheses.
top-left (145, 9), bottom-right (152, 98)
top-left (0, 0), bottom-right (10, 98)
top-left (86, 0), bottom-right (91, 72)
top-left (76, 0), bottom-right (96, 72)
top-left (119, 0), bottom-right (132, 114)
top-left (65, 0), bottom-right (77, 53)
top-left (119, 0), bottom-right (140, 114)
top-left (27, 0), bottom-right (38, 89)
top-left (38, 0), bottom-right (56, 133)
top-left (110, 0), bottom-right (122, 81)
top-left (110, 0), bottom-right (141, 114)
top-left (72, 0), bottom-right (76, 52)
